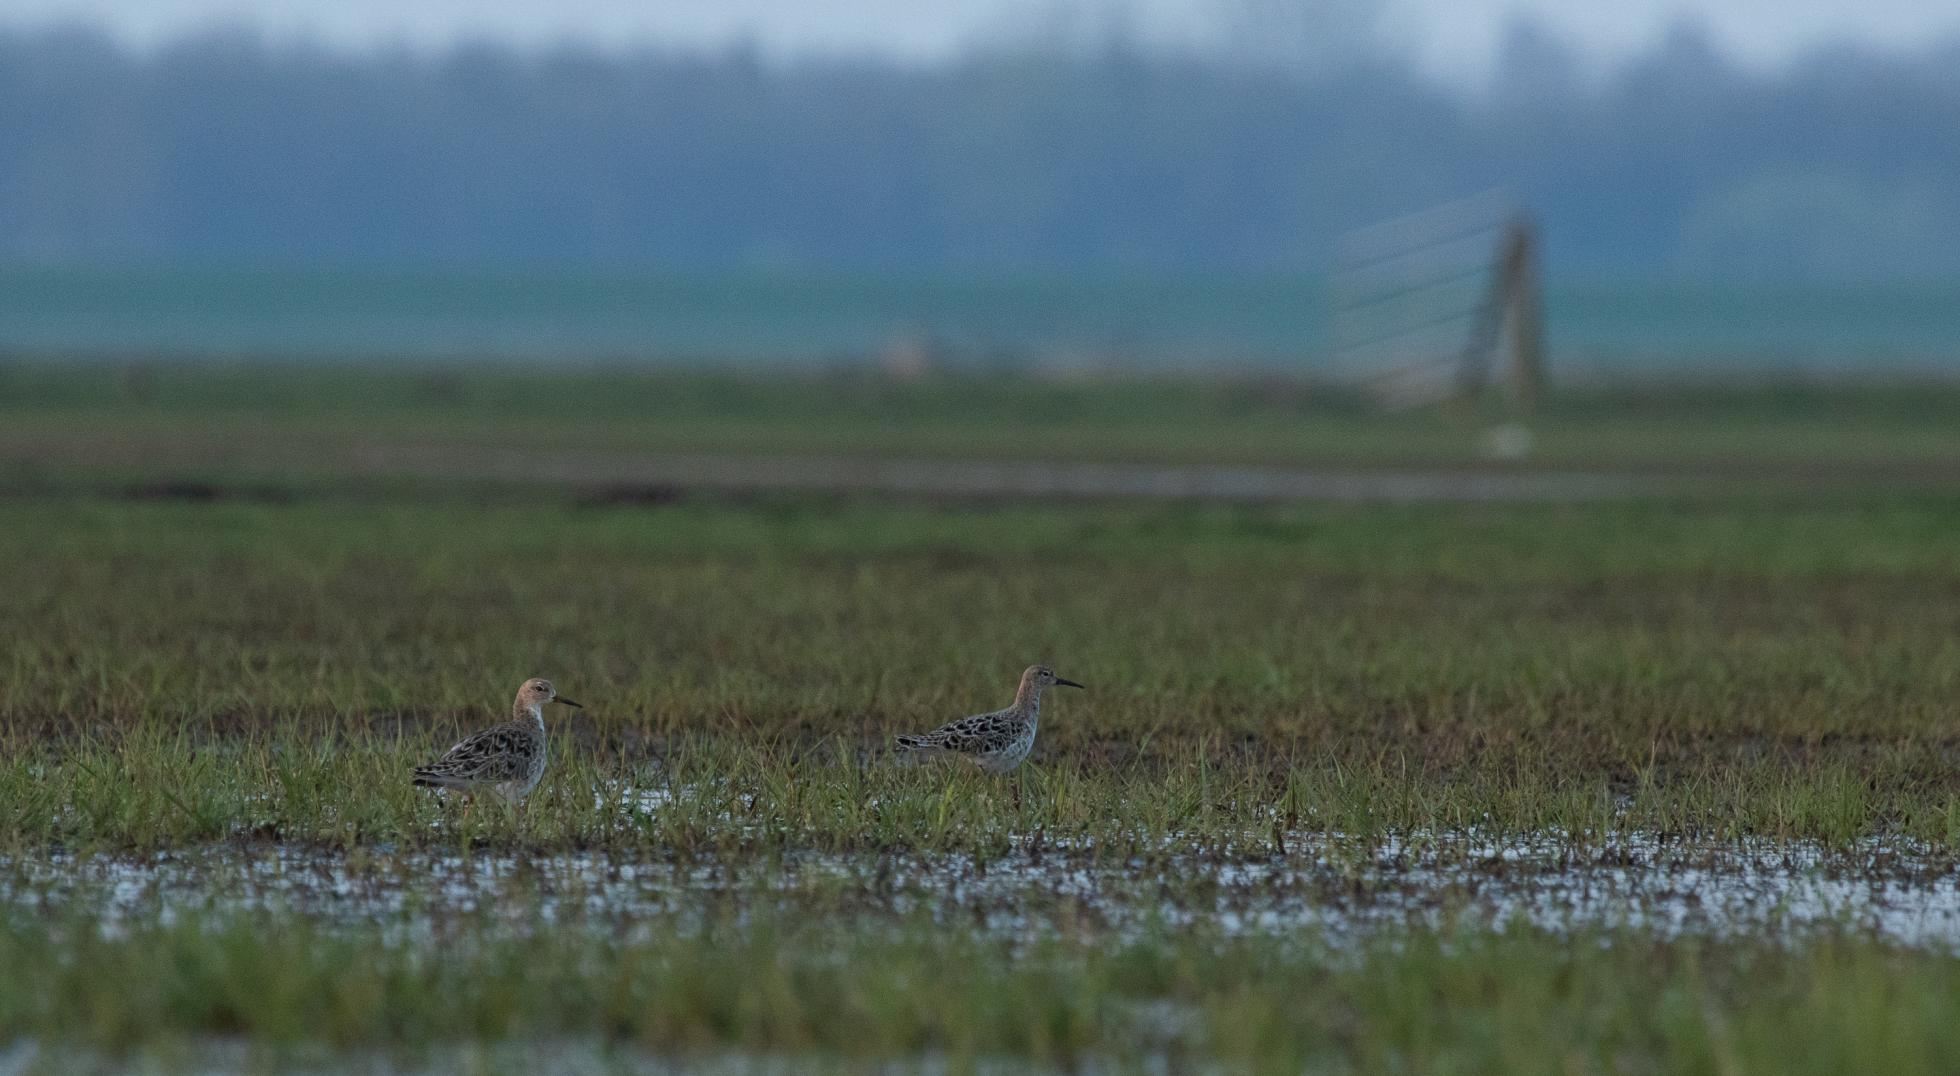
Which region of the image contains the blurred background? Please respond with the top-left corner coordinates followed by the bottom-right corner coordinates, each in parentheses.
top-left (3, 0), bottom-right (1958, 507)
top-left (3, 0), bottom-right (1957, 376)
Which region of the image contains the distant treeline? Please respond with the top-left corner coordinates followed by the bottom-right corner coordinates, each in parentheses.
top-left (3, 23), bottom-right (1958, 276)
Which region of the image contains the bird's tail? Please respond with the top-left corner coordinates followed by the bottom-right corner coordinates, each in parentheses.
top-left (895, 733), bottom-right (941, 754)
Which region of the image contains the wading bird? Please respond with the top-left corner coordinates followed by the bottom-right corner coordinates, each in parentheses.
top-left (413, 677), bottom-right (581, 806)
top-left (896, 664), bottom-right (1082, 773)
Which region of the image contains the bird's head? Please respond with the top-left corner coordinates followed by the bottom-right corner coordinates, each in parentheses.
top-left (517, 677), bottom-right (581, 709)
top-left (1023, 664), bottom-right (1084, 691)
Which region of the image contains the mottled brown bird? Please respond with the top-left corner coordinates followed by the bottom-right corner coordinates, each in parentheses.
top-left (414, 678), bottom-right (581, 803)
top-left (896, 664), bottom-right (1082, 773)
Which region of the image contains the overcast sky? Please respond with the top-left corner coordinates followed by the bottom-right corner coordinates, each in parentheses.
top-left (6, 0), bottom-right (1957, 83)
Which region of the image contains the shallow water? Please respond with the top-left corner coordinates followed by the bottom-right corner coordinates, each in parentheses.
top-left (7, 830), bottom-right (1959, 949)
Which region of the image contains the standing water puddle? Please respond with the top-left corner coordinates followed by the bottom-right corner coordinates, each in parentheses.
top-left (5, 830), bottom-right (1959, 947)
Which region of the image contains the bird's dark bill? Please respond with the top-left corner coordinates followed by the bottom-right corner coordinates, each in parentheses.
top-left (1055, 678), bottom-right (1085, 689)
top-left (557, 697), bottom-right (584, 708)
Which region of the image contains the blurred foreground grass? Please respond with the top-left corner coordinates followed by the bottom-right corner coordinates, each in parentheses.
top-left (6, 912), bottom-right (1960, 1072)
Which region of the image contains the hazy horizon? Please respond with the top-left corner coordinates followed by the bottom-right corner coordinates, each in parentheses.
top-left (5, 0), bottom-right (1959, 88)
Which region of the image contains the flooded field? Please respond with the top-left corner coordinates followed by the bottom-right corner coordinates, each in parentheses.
top-left (9, 367), bottom-right (1960, 1069)
top-left (11, 826), bottom-right (1960, 1071)
top-left (11, 829), bottom-right (1960, 950)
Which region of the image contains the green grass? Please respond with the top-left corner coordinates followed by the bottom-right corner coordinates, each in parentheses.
top-left (5, 359), bottom-right (1960, 481)
top-left (5, 911), bottom-right (1960, 1072)
top-left (3, 492), bottom-right (1959, 852)
top-left (9, 361), bottom-right (1960, 1065)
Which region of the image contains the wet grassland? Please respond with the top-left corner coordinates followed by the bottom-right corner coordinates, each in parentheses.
top-left (4, 364), bottom-right (1960, 1070)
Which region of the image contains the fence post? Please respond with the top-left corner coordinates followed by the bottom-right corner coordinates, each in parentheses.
top-left (1501, 216), bottom-right (1544, 408)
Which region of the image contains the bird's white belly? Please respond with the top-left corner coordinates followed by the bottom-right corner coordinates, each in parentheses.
top-left (498, 749), bottom-right (547, 801)
top-left (979, 730), bottom-right (1036, 772)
